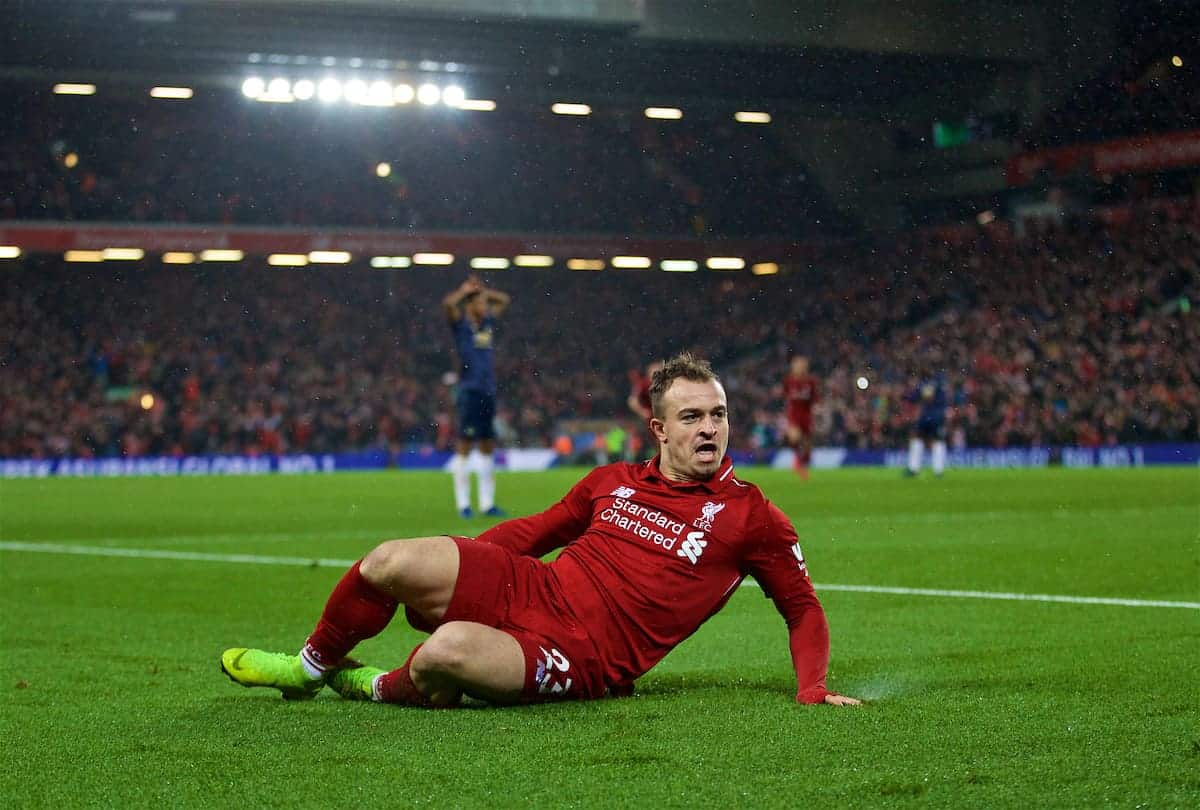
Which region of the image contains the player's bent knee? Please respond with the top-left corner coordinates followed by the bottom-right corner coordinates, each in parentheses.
top-left (360, 536), bottom-right (455, 591)
top-left (418, 622), bottom-right (482, 674)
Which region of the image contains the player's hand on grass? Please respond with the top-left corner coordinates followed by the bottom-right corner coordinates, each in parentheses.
top-left (824, 693), bottom-right (862, 706)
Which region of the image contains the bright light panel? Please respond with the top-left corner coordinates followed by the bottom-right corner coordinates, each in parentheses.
top-left (200, 249), bottom-right (245, 262)
top-left (413, 252), bottom-right (454, 265)
top-left (552, 103), bottom-right (591, 116)
top-left (308, 251), bottom-right (352, 264)
top-left (370, 256), bottom-right (412, 269)
top-left (611, 256), bottom-right (651, 269)
top-left (162, 252), bottom-right (196, 264)
top-left (0, 246), bottom-right (22, 259)
top-left (751, 262), bottom-right (780, 276)
top-left (470, 257), bottom-right (510, 270)
top-left (417, 84), bottom-right (441, 105)
top-left (101, 248), bottom-right (144, 260)
top-left (317, 78), bottom-right (342, 102)
top-left (53, 83), bottom-right (96, 96)
top-left (660, 260), bottom-right (699, 272)
top-left (458, 98), bottom-right (496, 111)
top-left (292, 79), bottom-right (316, 100)
top-left (567, 258), bottom-right (604, 271)
top-left (513, 254), bottom-right (554, 267)
top-left (645, 107), bottom-right (683, 120)
top-left (734, 111), bottom-right (771, 124)
top-left (393, 83), bottom-right (415, 104)
top-left (150, 86), bottom-right (193, 99)
top-left (706, 257), bottom-right (745, 270)
top-left (442, 85), bottom-right (466, 107)
top-left (268, 254), bottom-right (309, 266)
top-left (242, 77), bottom-right (265, 98)
top-left (64, 250), bottom-right (105, 262)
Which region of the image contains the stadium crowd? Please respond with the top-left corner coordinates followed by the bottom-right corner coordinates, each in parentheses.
top-left (2, 197), bottom-right (1196, 460)
top-left (0, 90), bottom-right (845, 238)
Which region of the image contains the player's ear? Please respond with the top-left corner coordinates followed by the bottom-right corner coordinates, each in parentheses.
top-left (649, 416), bottom-right (667, 443)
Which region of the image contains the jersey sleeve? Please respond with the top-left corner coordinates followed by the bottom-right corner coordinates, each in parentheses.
top-left (474, 467), bottom-right (599, 558)
top-left (740, 499), bottom-right (832, 704)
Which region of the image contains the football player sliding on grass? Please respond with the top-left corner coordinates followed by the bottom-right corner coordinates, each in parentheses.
top-left (222, 353), bottom-right (861, 708)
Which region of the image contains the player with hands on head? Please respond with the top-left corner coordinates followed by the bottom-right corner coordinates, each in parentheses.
top-left (221, 352), bottom-right (861, 709)
top-left (442, 275), bottom-right (510, 517)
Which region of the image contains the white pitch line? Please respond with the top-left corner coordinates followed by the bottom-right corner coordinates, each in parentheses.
top-left (2, 541), bottom-right (1198, 610)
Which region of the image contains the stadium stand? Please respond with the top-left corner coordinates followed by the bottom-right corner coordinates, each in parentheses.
top-left (2, 197), bottom-right (1195, 459)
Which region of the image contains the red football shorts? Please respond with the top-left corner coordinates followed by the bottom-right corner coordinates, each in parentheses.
top-left (405, 536), bottom-right (608, 703)
top-left (788, 409), bottom-right (814, 434)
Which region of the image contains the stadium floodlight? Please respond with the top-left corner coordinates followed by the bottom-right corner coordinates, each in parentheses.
top-left (751, 262), bottom-right (779, 275)
top-left (513, 254), bottom-right (554, 267)
top-left (393, 83), bottom-right (415, 104)
top-left (53, 83), bottom-right (97, 95)
top-left (308, 251), bottom-right (352, 264)
top-left (469, 257), bottom-right (510, 270)
top-left (1171, 55), bottom-right (1183, 68)
top-left (200, 249), bottom-right (245, 262)
top-left (611, 256), bottom-right (652, 269)
top-left (267, 253), bottom-right (309, 266)
top-left (645, 107), bottom-right (683, 120)
top-left (417, 84), bottom-right (441, 105)
top-left (442, 85), bottom-right (466, 107)
top-left (101, 248), bottom-right (145, 261)
top-left (241, 77), bottom-right (266, 98)
top-left (734, 111), bottom-right (771, 124)
top-left (366, 80), bottom-right (394, 106)
top-left (552, 102), bottom-right (591, 116)
top-left (567, 258), bottom-right (604, 271)
top-left (376, 162), bottom-right (392, 178)
top-left (856, 376), bottom-right (870, 390)
top-left (413, 252), bottom-right (455, 265)
top-left (150, 86), bottom-right (193, 100)
top-left (0, 246), bottom-right (22, 259)
top-left (706, 257), bottom-right (745, 270)
top-left (292, 79), bottom-right (316, 100)
top-left (458, 98), bottom-right (496, 111)
top-left (370, 256), bottom-right (412, 269)
top-left (660, 259), bottom-right (699, 272)
top-left (64, 250), bottom-right (105, 262)
top-left (63, 152), bottom-right (79, 168)
top-left (267, 78), bottom-right (290, 97)
top-left (162, 252), bottom-right (196, 264)
top-left (344, 78), bottom-right (368, 104)
top-left (317, 78), bottom-right (342, 103)
top-left (140, 393), bottom-right (156, 410)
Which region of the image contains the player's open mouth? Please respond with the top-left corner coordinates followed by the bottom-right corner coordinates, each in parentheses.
top-left (695, 442), bottom-right (719, 461)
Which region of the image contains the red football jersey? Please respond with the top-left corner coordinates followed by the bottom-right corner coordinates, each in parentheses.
top-left (784, 374), bottom-right (820, 418)
top-left (476, 456), bottom-right (833, 703)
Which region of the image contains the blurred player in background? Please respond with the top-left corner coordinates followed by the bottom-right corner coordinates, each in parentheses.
top-left (221, 353), bottom-right (860, 709)
top-left (782, 356), bottom-right (820, 479)
top-left (905, 373), bottom-right (949, 477)
top-left (443, 276), bottom-right (511, 517)
top-left (627, 359), bottom-right (663, 461)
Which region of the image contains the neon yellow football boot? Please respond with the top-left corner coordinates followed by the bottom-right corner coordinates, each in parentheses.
top-left (220, 648), bottom-right (323, 701)
top-left (326, 662), bottom-right (386, 702)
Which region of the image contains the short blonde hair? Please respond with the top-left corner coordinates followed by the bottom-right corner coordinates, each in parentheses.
top-left (649, 353), bottom-right (720, 418)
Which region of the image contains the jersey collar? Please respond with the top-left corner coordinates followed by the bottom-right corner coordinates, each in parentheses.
top-left (637, 454), bottom-right (735, 494)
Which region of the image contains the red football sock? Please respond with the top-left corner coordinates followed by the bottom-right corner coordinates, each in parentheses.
top-left (375, 645), bottom-right (438, 707)
top-left (301, 560), bottom-right (398, 672)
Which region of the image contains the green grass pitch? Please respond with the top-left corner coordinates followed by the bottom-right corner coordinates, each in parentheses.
top-left (1, 467), bottom-right (1197, 808)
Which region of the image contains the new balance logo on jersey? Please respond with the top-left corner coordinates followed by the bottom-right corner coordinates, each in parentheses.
top-left (610, 486), bottom-right (636, 499)
top-left (677, 531), bottom-right (708, 565)
top-left (692, 500), bottom-right (725, 531)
